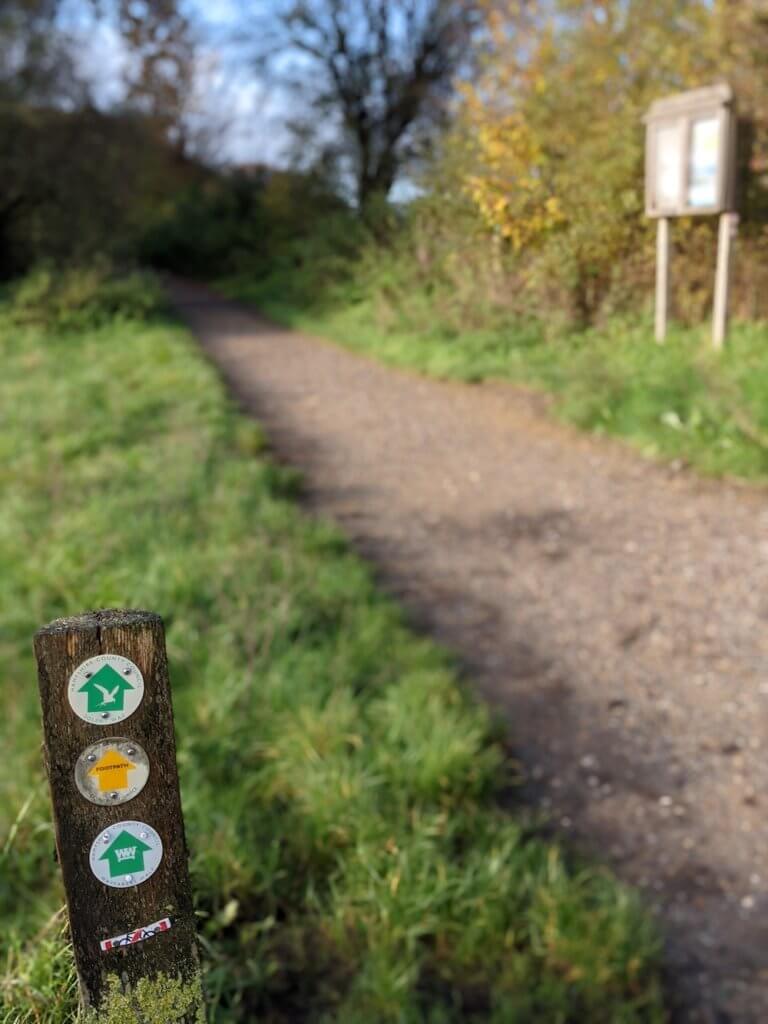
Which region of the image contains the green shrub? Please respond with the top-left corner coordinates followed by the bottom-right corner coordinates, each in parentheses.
top-left (7, 266), bottom-right (165, 332)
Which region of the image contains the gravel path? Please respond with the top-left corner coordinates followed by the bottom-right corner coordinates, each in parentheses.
top-left (171, 280), bottom-right (768, 1022)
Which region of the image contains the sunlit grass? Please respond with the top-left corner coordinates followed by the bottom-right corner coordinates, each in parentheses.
top-left (0, 291), bottom-right (665, 1021)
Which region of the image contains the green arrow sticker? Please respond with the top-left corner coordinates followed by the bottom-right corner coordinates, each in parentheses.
top-left (100, 830), bottom-right (151, 877)
top-left (89, 821), bottom-right (163, 888)
top-left (68, 654), bottom-right (144, 724)
top-left (79, 663), bottom-right (134, 713)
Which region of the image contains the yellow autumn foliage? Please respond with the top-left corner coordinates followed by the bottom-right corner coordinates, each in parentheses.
top-left (451, 0), bottom-right (768, 315)
top-left (462, 101), bottom-right (565, 249)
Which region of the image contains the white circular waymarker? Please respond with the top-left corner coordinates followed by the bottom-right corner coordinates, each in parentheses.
top-left (74, 738), bottom-right (150, 807)
top-left (68, 654), bottom-right (144, 725)
top-left (89, 821), bottom-right (163, 889)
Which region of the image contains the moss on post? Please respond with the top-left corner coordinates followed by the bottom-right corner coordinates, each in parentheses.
top-left (85, 972), bottom-right (205, 1024)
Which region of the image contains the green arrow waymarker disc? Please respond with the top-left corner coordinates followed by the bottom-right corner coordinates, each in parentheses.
top-left (68, 654), bottom-right (144, 725)
top-left (89, 821), bottom-right (163, 888)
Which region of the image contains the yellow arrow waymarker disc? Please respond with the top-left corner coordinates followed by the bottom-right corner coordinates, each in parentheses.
top-left (75, 738), bottom-right (150, 806)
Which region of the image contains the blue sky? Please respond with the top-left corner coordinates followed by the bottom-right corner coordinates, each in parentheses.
top-left (65, 0), bottom-right (293, 165)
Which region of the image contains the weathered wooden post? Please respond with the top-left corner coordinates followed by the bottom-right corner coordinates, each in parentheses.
top-left (654, 216), bottom-right (671, 343)
top-left (712, 210), bottom-right (738, 350)
top-left (34, 609), bottom-right (203, 1022)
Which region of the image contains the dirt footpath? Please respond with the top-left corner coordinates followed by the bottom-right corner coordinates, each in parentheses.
top-left (171, 280), bottom-right (768, 1022)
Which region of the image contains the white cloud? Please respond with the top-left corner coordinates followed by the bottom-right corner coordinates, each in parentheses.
top-left (69, 13), bottom-right (293, 167)
top-left (75, 22), bottom-right (129, 107)
top-left (188, 57), bottom-right (294, 165)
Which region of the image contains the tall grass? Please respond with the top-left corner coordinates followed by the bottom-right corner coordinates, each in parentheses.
top-left (0, 278), bottom-right (665, 1021)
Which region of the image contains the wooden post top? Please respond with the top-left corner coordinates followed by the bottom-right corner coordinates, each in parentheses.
top-left (36, 608), bottom-right (164, 636)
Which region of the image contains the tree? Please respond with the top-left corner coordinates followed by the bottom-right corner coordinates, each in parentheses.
top-left (0, 0), bottom-right (80, 105)
top-left (0, 0), bottom-right (88, 275)
top-left (115, 0), bottom-right (197, 153)
top-left (256, 0), bottom-right (482, 207)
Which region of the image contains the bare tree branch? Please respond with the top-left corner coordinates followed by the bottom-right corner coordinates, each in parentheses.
top-left (252, 0), bottom-right (482, 206)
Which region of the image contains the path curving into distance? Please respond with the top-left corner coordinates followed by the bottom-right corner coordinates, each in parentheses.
top-left (171, 279), bottom-right (768, 1023)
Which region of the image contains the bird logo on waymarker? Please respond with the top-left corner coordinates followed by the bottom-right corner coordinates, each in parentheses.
top-left (78, 664), bottom-right (135, 713)
top-left (95, 683), bottom-right (120, 704)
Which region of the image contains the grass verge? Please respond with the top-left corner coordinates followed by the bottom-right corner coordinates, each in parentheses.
top-left (221, 273), bottom-right (768, 482)
top-left (0, 281), bottom-right (665, 1022)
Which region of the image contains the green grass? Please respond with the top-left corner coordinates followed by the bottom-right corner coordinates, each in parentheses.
top-left (0, 288), bottom-right (665, 1022)
top-left (221, 272), bottom-right (768, 482)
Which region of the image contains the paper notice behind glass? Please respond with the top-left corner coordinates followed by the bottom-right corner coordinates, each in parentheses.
top-left (688, 117), bottom-right (720, 208)
top-left (656, 122), bottom-right (683, 208)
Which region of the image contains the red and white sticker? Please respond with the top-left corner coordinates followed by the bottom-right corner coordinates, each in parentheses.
top-left (100, 917), bottom-right (171, 952)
